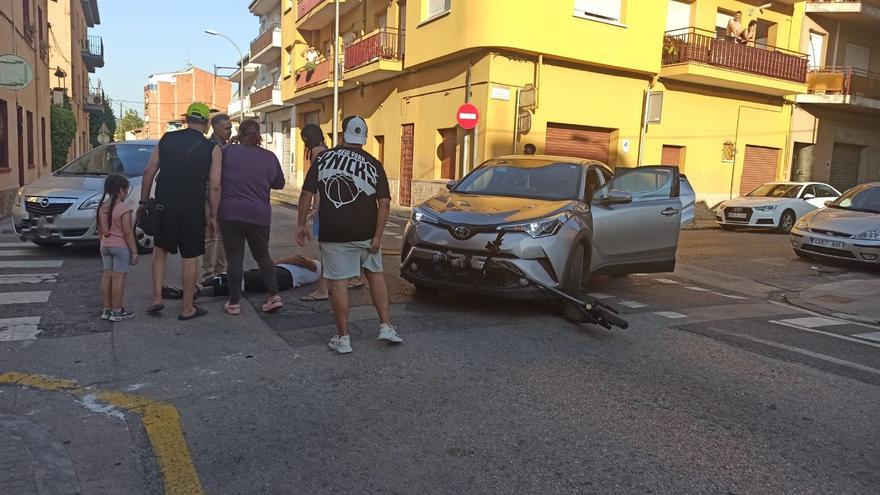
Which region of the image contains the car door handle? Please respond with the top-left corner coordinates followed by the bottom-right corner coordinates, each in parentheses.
top-left (661, 207), bottom-right (679, 217)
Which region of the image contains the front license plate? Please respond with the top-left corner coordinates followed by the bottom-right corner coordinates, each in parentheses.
top-left (810, 238), bottom-right (844, 250)
top-left (727, 212), bottom-right (747, 219)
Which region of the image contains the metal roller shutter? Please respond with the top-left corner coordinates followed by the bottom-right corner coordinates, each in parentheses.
top-left (281, 120), bottom-right (291, 180)
top-left (545, 123), bottom-right (612, 164)
top-left (829, 143), bottom-right (862, 192)
top-left (740, 145), bottom-right (780, 196)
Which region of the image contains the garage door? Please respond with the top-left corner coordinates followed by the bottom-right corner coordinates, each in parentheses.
top-left (829, 143), bottom-right (862, 192)
top-left (545, 123), bottom-right (612, 164)
top-left (661, 145), bottom-right (685, 172)
top-left (739, 145), bottom-right (780, 196)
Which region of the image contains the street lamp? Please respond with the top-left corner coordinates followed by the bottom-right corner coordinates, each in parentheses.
top-left (205, 29), bottom-right (245, 124)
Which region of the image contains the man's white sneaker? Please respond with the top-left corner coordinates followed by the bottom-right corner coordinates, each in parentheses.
top-left (328, 335), bottom-right (353, 354)
top-left (377, 324), bottom-right (403, 344)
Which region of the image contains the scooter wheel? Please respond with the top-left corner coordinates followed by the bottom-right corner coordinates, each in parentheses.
top-left (593, 306), bottom-right (629, 330)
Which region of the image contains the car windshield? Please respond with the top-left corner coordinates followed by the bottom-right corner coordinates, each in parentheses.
top-left (453, 159), bottom-right (583, 201)
top-left (829, 185), bottom-right (880, 214)
top-left (55, 143), bottom-right (155, 178)
top-left (747, 184), bottom-right (800, 198)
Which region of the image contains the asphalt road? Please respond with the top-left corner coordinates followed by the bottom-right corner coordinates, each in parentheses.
top-left (1, 209), bottom-right (878, 494)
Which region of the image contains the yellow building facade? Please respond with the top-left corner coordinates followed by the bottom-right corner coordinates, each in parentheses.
top-left (281, 0), bottom-right (815, 209)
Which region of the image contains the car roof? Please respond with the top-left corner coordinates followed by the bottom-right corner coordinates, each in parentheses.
top-left (490, 154), bottom-right (612, 171)
top-left (114, 139), bottom-right (158, 145)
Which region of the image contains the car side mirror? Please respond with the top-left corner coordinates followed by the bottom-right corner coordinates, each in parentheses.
top-left (803, 194), bottom-right (815, 200)
top-left (445, 180), bottom-right (457, 191)
top-left (603, 189), bottom-right (632, 205)
top-left (824, 200), bottom-right (834, 207)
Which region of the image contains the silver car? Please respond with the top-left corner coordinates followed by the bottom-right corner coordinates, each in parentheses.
top-left (790, 182), bottom-right (880, 265)
top-left (11, 140), bottom-right (157, 252)
top-left (401, 156), bottom-right (683, 298)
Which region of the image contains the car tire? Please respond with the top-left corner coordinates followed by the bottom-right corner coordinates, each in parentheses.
top-left (413, 283), bottom-right (438, 295)
top-left (560, 243), bottom-right (589, 321)
top-left (32, 240), bottom-right (67, 248)
top-left (135, 226), bottom-right (154, 255)
top-left (720, 224), bottom-right (737, 231)
top-left (793, 249), bottom-right (813, 261)
top-left (777, 210), bottom-right (796, 234)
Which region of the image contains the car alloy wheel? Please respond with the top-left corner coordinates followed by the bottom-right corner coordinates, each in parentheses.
top-left (778, 210), bottom-right (796, 234)
top-left (561, 243), bottom-right (588, 321)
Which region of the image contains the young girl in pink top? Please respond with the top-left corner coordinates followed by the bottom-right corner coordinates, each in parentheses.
top-left (97, 174), bottom-right (139, 321)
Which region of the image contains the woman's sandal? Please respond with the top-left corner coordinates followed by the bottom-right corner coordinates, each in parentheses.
top-left (301, 293), bottom-right (329, 302)
top-left (224, 302), bottom-right (241, 315)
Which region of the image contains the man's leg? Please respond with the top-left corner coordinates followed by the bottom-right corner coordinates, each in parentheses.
top-left (180, 256), bottom-right (199, 316)
top-left (151, 247), bottom-right (168, 307)
top-left (328, 279), bottom-right (350, 336)
top-left (362, 270), bottom-right (392, 325)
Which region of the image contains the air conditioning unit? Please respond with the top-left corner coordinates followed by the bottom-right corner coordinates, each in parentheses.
top-left (89, 94), bottom-right (103, 106)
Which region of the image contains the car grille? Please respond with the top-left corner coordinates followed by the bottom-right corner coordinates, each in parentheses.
top-left (808, 229), bottom-right (852, 239)
top-left (801, 244), bottom-right (856, 259)
top-left (25, 202), bottom-right (74, 217)
top-left (723, 207), bottom-right (752, 222)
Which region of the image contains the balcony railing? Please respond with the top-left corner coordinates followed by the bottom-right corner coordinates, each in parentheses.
top-left (250, 82), bottom-right (282, 106)
top-left (662, 28), bottom-right (808, 83)
top-left (807, 66), bottom-right (880, 98)
top-left (344, 28), bottom-right (404, 71)
top-left (298, 0), bottom-right (323, 19)
top-left (250, 24), bottom-right (280, 55)
top-left (808, 0), bottom-right (880, 6)
top-left (296, 56), bottom-right (335, 90)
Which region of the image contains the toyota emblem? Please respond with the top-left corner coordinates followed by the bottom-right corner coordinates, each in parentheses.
top-left (39, 197), bottom-right (50, 208)
top-left (453, 226), bottom-right (471, 239)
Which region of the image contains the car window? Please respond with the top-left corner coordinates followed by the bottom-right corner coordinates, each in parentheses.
top-left (816, 185), bottom-right (837, 197)
top-left (454, 161), bottom-right (583, 201)
top-left (584, 167), bottom-right (605, 202)
top-left (801, 185), bottom-right (816, 198)
top-left (598, 168), bottom-right (674, 201)
top-left (831, 185), bottom-right (880, 214)
top-left (747, 184), bottom-right (800, 198)
top-left (55, 144), bottom-right (154, 178)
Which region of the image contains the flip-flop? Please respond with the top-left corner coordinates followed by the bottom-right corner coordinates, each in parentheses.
top-left (301, 294), bottom-right (329, 301)
top-left (348, 282), bottom-right (365, 289)
top-left (224, 302), bottom-right (241, 315)
top-left (147, 304), bottom-right (165, 315)
top-left (177, 306), bottom-right (207, 321)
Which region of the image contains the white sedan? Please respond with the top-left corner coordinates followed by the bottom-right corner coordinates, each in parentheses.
top-left (715, 182), bottom-right (840, 233)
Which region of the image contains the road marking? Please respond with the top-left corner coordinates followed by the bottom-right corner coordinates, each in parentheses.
top-left (715, 293), bottom-right (747, 300)
top-left (654, 278), bottom-right (679, 284)
top-left (769, 320), bottom-right (880, 350)
top-left (0, 242), bottom-right (32, 248)
top-left (0, 291), bottom-right (51, 304)
top-left (778, 316), bottom-right (847, 328)
top-left (0, 250), bottom-right (37, 257)
top-left (722, 330), bottom-right (880, 377)
top-left (587, 292), bottom-right (614, 300)
top-left (0, 372), bottom-right (204, 495)
top-left (0, 273), bottom-right (57, 284)
top-left (0, 260), bottom-right (64, 268)
top-left (685, 286), bottom-right (711, 292)
top-left (767, 300), bottom-right (880, 331)
top-left (853, 332), bottom-right (880, 343)
top-left (619, 300), bottom-right (648, 309)
top-left (656, 311), bottom-right (688, 319)
top-left (0, 317), bottom-right (41, 341)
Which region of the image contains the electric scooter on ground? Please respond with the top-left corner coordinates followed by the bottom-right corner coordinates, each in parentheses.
top-left (477, 232), bottom-right (628, 330)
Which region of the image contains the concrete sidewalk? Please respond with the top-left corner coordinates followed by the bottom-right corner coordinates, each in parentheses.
top-left (782, 278), bottom-right (880, 325)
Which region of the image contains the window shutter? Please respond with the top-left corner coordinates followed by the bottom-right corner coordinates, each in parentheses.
top-left (427, 0), bottom-right (451, 18)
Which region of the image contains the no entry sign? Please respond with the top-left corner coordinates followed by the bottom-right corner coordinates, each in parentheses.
top-left (456, 103), bottom-right (479, 130)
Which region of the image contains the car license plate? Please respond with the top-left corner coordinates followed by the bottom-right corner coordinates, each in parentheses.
top-left (728, 212), bottom-right (747, 219)
top-left (810, 238), bottom-right (844, 250)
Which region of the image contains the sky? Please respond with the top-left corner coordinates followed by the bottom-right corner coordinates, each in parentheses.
top-left (92, 0), bottom-right (257, 118)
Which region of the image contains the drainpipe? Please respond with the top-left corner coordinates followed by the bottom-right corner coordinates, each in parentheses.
top-left (332, 0), bottom-right (340, 146)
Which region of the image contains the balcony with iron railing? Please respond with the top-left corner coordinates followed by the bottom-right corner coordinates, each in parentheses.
top-left (296, 0), bottom-right (358, 30)
top-left (661, 28), bottom-right (808, 96)
top-left (82, 35), bottom-right (104, 72)
top-left (250, 81), bottom-right (284, 110)
top-left (797, 66), bottom-right (880, 111)
top-left (293, 55), bottom-right (342, 103)
top-left (342, 28), bottom-right (405, 85)
top-left (806, 0), bottom-right (880, 27)
top-left (250, 24), bottom-right (281, 64)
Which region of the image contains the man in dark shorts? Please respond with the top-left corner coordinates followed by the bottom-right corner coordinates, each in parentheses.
top-left (137, 102), bottom-right (221, 320)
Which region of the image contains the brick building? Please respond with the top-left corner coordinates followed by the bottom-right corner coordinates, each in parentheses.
top-left (143, 66), bottom-right (232, 139)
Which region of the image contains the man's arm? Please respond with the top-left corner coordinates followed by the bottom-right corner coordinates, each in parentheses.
top-left (208, 146), bottom-right (222, 226)
top-left (135, 147), bottom-right (160, 223)
top-left (371, 198), bottom-right (391, 253)
top-left (295, 190), bottom-right (315, 246)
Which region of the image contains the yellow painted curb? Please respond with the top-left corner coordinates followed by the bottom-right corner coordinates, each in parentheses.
top-left (0, 372), bottom-right (203, 495)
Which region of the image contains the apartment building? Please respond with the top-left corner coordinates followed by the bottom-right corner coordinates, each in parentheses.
top-left (143, 66), bottom-right (232, 139)
top-left (48, 0), bottom-right (102, 162)
top-left (1, 0), bottom-right (52, 216)
top-left (791, 0), bottom-right (880, 191)
top-left (280, 0), bottom-right (817, 209)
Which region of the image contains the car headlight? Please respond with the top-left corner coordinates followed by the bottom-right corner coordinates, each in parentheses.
top-left (411, 207), bottom-right (439, 225)
top-left (754, 205), bottom-right (777, 212)
top-left (852, 229), bottom-right (880, 241)
top-left (78, 192), bottom-right (104, 210)
top-left (15, 188), bottom-right (24, 207)
top-left (794, 217), bottom-right (809, 230)
top-left (499, 212), bottom-right (571, 239)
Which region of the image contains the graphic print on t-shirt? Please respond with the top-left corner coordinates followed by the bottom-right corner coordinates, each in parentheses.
top-left (317, 148), bottom-right (380, 209)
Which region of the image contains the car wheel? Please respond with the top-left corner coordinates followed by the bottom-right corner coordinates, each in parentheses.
top-left (777, 210), bottom-right (796, 234)
top-left (720, 224), bottom-right (737, 231)
top-left (413, 283), bottom-right (438, 295)
top-left (561, 243), bottom-right (589, 320)
top-left (32, 240), bottom-right (67, 248)
top-left (135, 226), bottom-right (154, 255)
top-left (793, 249), bottom-right (813, 260)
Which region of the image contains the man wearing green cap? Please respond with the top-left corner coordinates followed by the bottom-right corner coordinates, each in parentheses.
top-left (137, 102), bottom-right (221, 321)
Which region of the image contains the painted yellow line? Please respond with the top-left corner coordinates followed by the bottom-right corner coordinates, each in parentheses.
top-left (0, 372), bottom-right (203, 495)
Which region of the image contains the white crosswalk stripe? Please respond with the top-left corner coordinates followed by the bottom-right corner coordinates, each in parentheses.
top-left (0, 242), bottom-right (35, 248)
top-left (0, 240), bottom-right (57, 341)
top-left (0, 273), bottom-right (58, 284)
top-left (0, 250), bottom-right (40, 257)
top-left (777, 316), bottom-right (847, 328)
top-left (0, 291), bottom-right (52, 304)
top-left (0, 317), bottom-right (42, 341)
top-left (619, 300), bottom-right (648, 309)
top-left (0, 260), bottom-right (64, 268)
top-left (656, 311), bottom-right (688, 319)
top-left (854, 332), bottom-right (880, 343)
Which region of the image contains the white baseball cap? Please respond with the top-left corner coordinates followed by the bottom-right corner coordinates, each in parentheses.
top-left (343, 116), bottom-right (368, 145)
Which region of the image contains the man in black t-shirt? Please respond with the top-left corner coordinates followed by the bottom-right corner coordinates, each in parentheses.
top-left (296, 116), bottom-right (403, 354)
top-left (137, 102), bottom-right (221, 321)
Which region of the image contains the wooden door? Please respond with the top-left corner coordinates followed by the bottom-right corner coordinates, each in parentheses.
top-left (399, 123), bottom-right (414, 206)
top-left (439, 127), bottom-right (457, 179)
top-left (16, 106), bottom-right (24, 186)
top-left (661, 145), bottom-right (685, 172)
top-left (740, 145), bottom-right (780, 196)
top-left (545, 123), bottom-right (611, 164)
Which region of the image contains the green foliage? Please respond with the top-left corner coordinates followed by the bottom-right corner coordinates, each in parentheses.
top-left (115, 109), bottom-right (144, 141)
top-left (50, 100), bottom-right (76, 171)
top-left (89, 99), bottom-right (117, 148)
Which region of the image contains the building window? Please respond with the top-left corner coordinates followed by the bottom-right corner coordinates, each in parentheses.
top-left (422, 0), bottom-right (450, 22)
top-left (574, 0), bottom-right (622, 22)
top-left (0, 99), bottom-right (8, 168)
top-left (37, 7), bottom-right (44, 44)
top-left (22, 0), bottom-right (30, 24)
top-left (808, 31), bottom-right (826, 67)
top-left (284, 46), bottom-right (293, 77)
top-left (40, 117), bottom-right (46, 167)
top-left (26, 110), bottom-right (34, 166)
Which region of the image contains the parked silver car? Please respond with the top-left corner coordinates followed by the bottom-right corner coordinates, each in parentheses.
top-left (790, 182), bottom-right (880, 265)
top-left (401, 156), bottom-right (683, 298)
top-left (11, 140), bottom-right (157, 252)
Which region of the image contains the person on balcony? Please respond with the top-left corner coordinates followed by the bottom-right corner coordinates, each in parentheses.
top-left (725, 11), bottom-right (744, 42)
top-left (304, 46), bottom-right (319, 67)
top-left (741, 20), bottom-right (757, 46)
